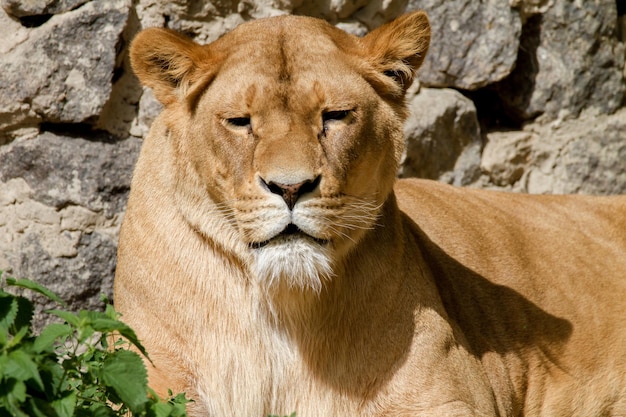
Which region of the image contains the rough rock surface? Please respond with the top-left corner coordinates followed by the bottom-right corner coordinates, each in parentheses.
top-left (400, 87), bottom-right (482, 186)
top-left (0, 0), bottom-right (624, 321)
top-left (407, 0), bottom-right (522, 90)
top-left (495, 0), bottom-right (625, 122)
top-left (1, 0), bottom-right (88, 18)
top-left (0, 0), bottom-right (130, 140)
top-left (0, 132), bottom-right (140, 322)
top-left (476, 108), bottom-right (626, 195)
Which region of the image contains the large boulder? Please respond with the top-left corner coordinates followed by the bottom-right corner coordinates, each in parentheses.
top-left (0, 0), bottom-right (130, 139)
top-left (400, 87), bottom-right (482, 186)
top-left (0, 132), bottom-right (140, 323)
top-left (407, 0), bottom-right (522, 90)
top-left (477, 108), bottom-right (626, 195)
top-left (494, 0), bottom-right (625, 122)
top-left (1, 0), bottom-right (89, 18)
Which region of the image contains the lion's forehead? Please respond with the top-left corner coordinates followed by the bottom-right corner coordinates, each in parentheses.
top-left (213, 17), bottom-right (362, 90)
top-left (212, 52), bottom-right (367, 116)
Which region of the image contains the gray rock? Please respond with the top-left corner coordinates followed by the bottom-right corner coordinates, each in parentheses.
top-left (495, 0), bottom-right (625, 122)
top-left (473, 108), bottom-right (626, 195)
top-left (136, 0), bottom-right (294, 43)
top-left (0, 131), bottom-right (140, 217)
top-left (1, 0), bottom-right (88, 17)
top-left (481, 131), bottom-right (534, 186)
top-left (295, 0), bottom-right (371, 22)
top-left (0, 0), bottom-right (130, 137)
top-left (510, 0), bottom-right (553, 21)
top-left (523, 108), bottom-right (626, 195)
top-left (0, 131), bottom-right (141, 324)
top-left (129, 87), bottom-right (162, 139)
top-left (400, 87), bottom-right (482, 186)
top-left (407, 0), bottom-right (522, 90)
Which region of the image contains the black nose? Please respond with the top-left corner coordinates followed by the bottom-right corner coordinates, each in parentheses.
top-left (262, 176), bottom-right (321, 210)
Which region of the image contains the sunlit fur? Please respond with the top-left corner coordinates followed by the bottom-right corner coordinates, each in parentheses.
top-left (252, 237), bottom-right (333, 293)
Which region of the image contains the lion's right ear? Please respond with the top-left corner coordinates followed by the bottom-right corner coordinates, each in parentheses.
top-left (130, 28), bottom-right (211, 105)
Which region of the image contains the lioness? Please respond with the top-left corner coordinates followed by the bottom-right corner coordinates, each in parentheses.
top-left (114, 11), bottom-right (626, 416)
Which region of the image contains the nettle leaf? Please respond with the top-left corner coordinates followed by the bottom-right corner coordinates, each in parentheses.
top-left (82, 403), bottom-right (117, 417)
top-left (34, 324), bottom-right (73, 353)
top-left (0, 294), bottom-right (19, 335)
top-left (11, 297), bottom-right (34, 337)
top-left (90, 316), bottom-right (131, 334)
top-left (36, 357), bottom-right (66, 398)
top-left (29, 398), bottom-right (60, 417)
top-left (50, 391), bottom-right (76, 417)
top-left (4, 350), bottom-right (44, 390)
top-left (116, 326), bottom-right (150, 360)
top-left (48, 310), bottom-right (80, 327)
top-left (150, 401), bottom-right (173, 417)
top-left (6, 379), bottom-right (27, 403)
top-left (5, 278), bottom-right (66, 307)
top-left (7, 326), bottom-right (29, 349)
top-left (77, 324), bottom-right (95, 345)
top-left (100, 350), bottom-right (149, 415)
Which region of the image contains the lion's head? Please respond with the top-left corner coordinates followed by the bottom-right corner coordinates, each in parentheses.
top-left (130, 13), bottom-right (430, 293)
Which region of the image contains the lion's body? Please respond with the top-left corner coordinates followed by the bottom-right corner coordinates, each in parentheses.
top-left (115, 12), bottom-right (626, 416)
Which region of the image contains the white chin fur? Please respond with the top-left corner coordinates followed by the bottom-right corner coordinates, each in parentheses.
top-left (252, 236), bottom-right (334, 294)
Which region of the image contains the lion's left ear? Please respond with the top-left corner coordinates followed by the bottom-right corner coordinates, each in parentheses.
top-left (362, 11), bottom-right (431, 93)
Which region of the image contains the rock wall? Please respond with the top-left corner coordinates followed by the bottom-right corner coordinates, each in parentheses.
top-left (0, 0), bottom-right (625, 321)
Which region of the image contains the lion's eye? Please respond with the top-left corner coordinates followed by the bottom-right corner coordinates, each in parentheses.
top-left (225, 117), bottom-right (251, 128)
top-left (322, 110), bottom-right (350, 123)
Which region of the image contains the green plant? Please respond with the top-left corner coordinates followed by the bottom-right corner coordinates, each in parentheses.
top-left (0, 272), bottom-right (190, 417)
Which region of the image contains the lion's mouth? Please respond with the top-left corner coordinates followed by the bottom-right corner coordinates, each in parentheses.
top-left (250, 224), bottom-right (329, 249)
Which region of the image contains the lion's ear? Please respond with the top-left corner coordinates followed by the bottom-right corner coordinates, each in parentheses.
top-left (130, 28), bottom-right (211, 105)
top-left (362, 11), bottom-right (430, 93)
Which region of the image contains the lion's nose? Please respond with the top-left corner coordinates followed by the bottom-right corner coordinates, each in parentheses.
top-left (262, 176), bottom-right (321, 210)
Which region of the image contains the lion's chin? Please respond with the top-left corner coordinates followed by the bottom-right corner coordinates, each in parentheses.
top-left (251, 233), bottom-right (334, 294)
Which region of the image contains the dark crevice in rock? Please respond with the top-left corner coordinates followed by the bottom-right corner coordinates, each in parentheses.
top-left (39, 122), bottom-right (95, 137)
top-left (462, 88), bottom-right (523, 133)
top-left (618, 0), bottom-right (625, 42)
top-left (464, 14), bottom-right (543, 131)
top-left (19, 14), bottom-right (53, 27)
top-left (39, 123), bottom-right (124, 143)
top-left (111, 66), bottom-right (125, 84)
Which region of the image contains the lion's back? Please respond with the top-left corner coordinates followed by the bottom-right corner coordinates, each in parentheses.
top-left (395, 178), bottom-right (626, 415)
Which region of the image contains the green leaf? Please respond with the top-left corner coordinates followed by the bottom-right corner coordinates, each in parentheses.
top-left (4, 350), bottom-right (44, 390)
top-left (36, 357), bottom-right (66, 398)
top-left (11, 296), bottom-right (33, 336)
top-left (50, 392), bottom-right (76, 417)
top-left (100, 350), bottom-right (149, 415)
top-left (78, 404), bottom-right (116, 417)
top-left (34, 323), bottom-right (73, 353)
top-left (149, 401), bottom-right (173, 417)
top-left (6, 326), bottom-right (29, 349)
top-left (76, 324), bottom-right (95, 345)
top-left (29, 398), bottom-right (59, 417)
top-left (47, 310), bottom-right (80, 327)
top-left (90, 316), bottom-right (130, 333)
top-left (0, 354), bottom-right (8, 376)
top-left (0, 295), bottom-right (18, 335)
top-left (6, 379), bottom-right (27, 403)
top-left (5, 278), bottom-right (66, 307)
top-left (104, 303), bottom-right (118, 320)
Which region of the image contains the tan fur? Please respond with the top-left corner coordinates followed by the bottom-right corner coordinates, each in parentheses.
top-left (115, 12), bottom-right (626, 416)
